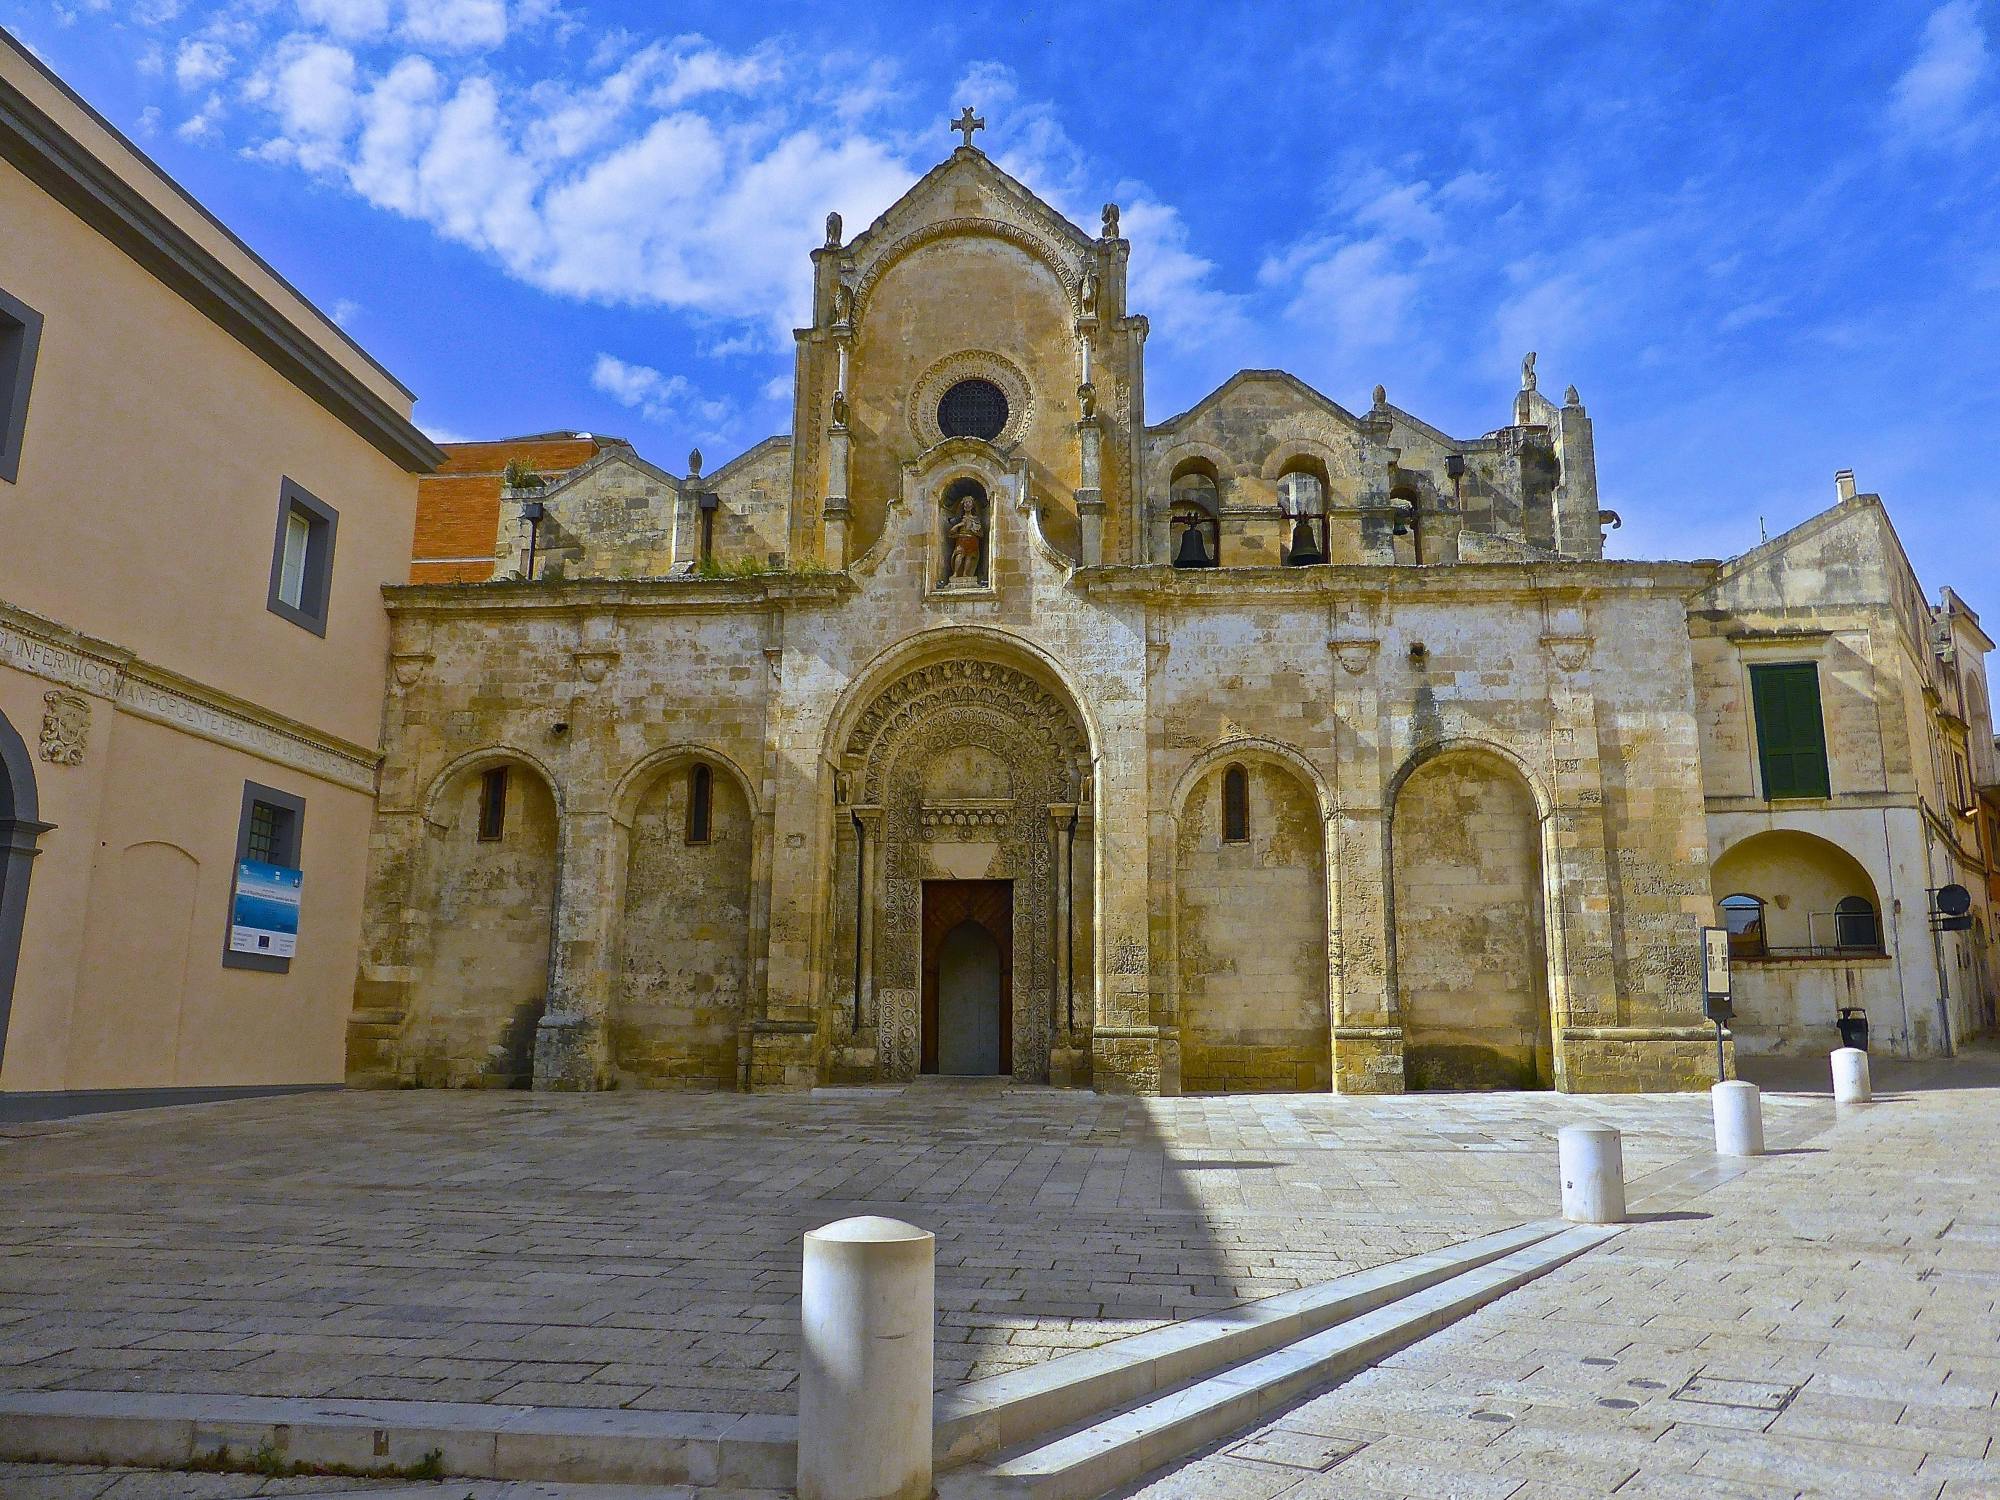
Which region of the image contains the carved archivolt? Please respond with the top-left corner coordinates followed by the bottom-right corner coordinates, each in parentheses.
top-left (907, 348), bottom-right (1036, 450)
top-left (844, 657), bottom-right (1088, 804)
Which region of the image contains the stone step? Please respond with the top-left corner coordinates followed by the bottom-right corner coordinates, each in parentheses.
top-left (934, 1223), bottom-right (1622, 1500)
top-left (932, 1218), bottom-right (1561, 1467)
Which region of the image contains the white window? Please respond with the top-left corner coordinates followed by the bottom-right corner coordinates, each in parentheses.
top-left (278, 508), bottom-right (311, 608)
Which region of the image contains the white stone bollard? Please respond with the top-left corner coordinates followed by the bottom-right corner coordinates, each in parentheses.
top-left (798, 1215), bottom-right (934, 1500)
top-left (1832, 1046), bottom-right (1872, 1105)
top-left (1558, 1124), bottom-right (1626, 1224)
top-left (1711, 1080), bottom-right (1765, 1156)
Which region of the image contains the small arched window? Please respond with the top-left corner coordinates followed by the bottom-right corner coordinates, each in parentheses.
top-left (1222, 764), bottom-right (1249, 843)
top-left (686, 763), bottom-right (713, 846)
top-left (1720, 893), bottom-right (1765, 958)
top-left (1834, 896), bottom-right (1879, 951)
top-left (1170, 466), bottom-right (1220, 568)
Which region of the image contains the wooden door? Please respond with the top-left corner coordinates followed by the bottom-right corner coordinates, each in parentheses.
top-left (921, 880), bottom-right (1013, 1075)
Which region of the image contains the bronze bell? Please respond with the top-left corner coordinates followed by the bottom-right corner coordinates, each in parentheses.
top-left (1173, 523), bottom-right (1211, 568)
top-left (1288, 516), bottom-right (1324, 565)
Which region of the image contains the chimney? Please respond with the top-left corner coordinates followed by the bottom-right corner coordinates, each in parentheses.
top-left (1834, 469), bottom-right (1856, 502)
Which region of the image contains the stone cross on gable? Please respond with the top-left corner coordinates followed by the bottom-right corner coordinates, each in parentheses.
top-left (951, 107), bottom-right (986, 148)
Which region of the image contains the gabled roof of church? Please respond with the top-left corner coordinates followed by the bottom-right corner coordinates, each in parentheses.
top-left (537, 443), bottom-right (680, 499)
top-left (1148, 369), bottom-right (1363, 433)
top-left (841, 144), bottom-right (1096, 260)
top-left (704, 434), bottom-right (791, 486)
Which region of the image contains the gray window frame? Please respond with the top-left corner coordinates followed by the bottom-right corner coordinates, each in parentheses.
top-left (222, 780), bottom-right (305, 973)
top-left (265, 478), bottom-right (339, 636)
top-left (0, 285), bottom-right (44, 486)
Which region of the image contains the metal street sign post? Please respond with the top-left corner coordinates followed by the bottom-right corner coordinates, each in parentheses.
top-left (1701, 924), bottom-right (1733, 1083)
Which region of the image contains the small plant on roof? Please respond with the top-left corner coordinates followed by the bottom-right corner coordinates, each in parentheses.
top-left (501, 459), bottom-right (546, 489)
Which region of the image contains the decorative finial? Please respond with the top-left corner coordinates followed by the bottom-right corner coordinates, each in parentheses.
top-left (1520, 351), bottom-right (1537, 391)
top-left (951, 106), bottom-right (985, 149)
top-left (824, 210), bottom-right (842, 247)
top-left (1371, 383), bottom-right (1387, 410)
top-left (1563, 383), bottom-right (1580, 408)
top-left (687, 448), bottom-right (702, 479)
top-left (1101, 202), bottom-right (1120, 239)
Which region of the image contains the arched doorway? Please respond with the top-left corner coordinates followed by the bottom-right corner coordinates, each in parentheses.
top-left (0, 707), bottom-right (46, 1073)
top-left (1391, 749), bottom-right (1552, 1090)
top-left (831, 647), bottom-right (1090, 1083)
top-left (401, 756), bottom-right (560, 1087)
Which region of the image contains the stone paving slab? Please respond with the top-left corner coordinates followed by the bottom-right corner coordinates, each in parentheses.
top-left (0, 1085), bottom-right (1822, 1423)
top-left (0, 1461), bottom-right (784, 1498)
top-left (1116, 1070), bottom-right (2000, 1500)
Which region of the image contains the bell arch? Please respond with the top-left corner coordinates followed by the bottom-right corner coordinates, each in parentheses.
top-left (827, 636), bottom-right (1092, 1084)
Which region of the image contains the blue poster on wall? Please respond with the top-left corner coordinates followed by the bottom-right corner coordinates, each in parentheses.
top-left (230, 860), bottom-right (301, 958)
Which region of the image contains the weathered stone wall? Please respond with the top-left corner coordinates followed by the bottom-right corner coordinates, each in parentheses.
top-left (612, 759), bottom-right (754, 1087)
top-left (1392, 751), bottom-right (1550, 1089)
top-left (398, 762), bottom-right (557, 1086)
top-left (1175, 759), bottom-right (1329, 1092)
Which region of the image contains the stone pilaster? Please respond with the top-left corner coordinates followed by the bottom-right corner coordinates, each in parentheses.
top-left (1327, 609), bottom-right (1403, 1093)
top-left (533, 808), bottom-right (620, 1091)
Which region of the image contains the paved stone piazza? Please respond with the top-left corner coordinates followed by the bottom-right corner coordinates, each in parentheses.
top-left (0, 1084), bottom-right (1824, 1421)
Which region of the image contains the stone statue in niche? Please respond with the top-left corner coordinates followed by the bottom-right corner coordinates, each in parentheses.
top-left (943, 493), bottom-right (986, 587)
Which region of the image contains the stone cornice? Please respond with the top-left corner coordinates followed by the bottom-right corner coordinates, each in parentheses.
top-left (385, 573), bottom-right (855, 617)
top-left (1074, 559), bottom-right (1716, 604)
top-left (0, 601), bottom-right (379, 793)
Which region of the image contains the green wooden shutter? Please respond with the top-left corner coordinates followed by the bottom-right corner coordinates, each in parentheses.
top-left (1750, 663), bottom-right (1831, 799)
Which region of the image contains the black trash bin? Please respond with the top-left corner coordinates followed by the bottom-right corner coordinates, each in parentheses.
top-left (1836, 1007), bottom-right (1868, 1052)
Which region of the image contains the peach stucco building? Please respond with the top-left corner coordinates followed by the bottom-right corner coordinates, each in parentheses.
top-left (0, 29), bottom-right (441, 1108)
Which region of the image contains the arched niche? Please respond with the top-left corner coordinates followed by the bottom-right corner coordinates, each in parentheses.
top-left (1710, 830), bottom-right (1884, 956)
top-left (1391, 747), bottom-right (1553, 1090)
top-left (401, 754), bottom-right (560, 1087)
top-left (611, 751), bottom-right (757, 1089)
top-left (0, 706), bottom-right (47, 1073)
top-left (1173, 754), bottom-right (1330, 1092)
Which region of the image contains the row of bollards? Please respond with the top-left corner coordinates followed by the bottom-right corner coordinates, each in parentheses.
top-left (797, 1046), bottom-right (1874, 1498)
top-left (1559, 1046), bottom-right (1870, 1226)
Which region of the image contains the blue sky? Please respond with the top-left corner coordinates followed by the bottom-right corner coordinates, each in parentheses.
top-left (6, 1), bottom-right (1998, 606)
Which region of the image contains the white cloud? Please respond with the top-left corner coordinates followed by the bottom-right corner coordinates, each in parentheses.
top-left (331, 297), bottom-right (362, 324)
top-left (1268, 237), bottom-right (1420, 350)
top-left (177, 91), bottom-right (226, 142)
top-left (400, 0), bottom-right (508, 52)
top-left (296, 0), bottom-right (392, 41)
top-left (591, 352), bottom-right (690, 422)
top-left (242, 38), bottom-right (360, 167)
top-left (1889, 0), bottom-right (1991, 146)
top-left (175, 38), bottom-right (232, 90)
top-left (135, 105), bottom-right (162, 137)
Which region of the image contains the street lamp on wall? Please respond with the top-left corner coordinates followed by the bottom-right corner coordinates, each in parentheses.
top-left (520, 500), bottom-right (547, 581)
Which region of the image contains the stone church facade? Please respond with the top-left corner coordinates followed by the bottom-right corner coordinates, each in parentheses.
top-left (346, 135), bottom-right (1999, 1097)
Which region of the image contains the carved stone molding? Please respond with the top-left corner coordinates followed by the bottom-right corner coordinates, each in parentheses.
top-left (907, 348), bottom-right (1036, 451)
top-left (0, 602), bottom-right (377, 792)
top-left (854, 216), bottom-right (1083, 317)
top-left (572, 648), bottom-right (619, 684)
top-left (390, 651), bottom-right (433, 689)
top-left (39, 689), bottom-right (88, 765)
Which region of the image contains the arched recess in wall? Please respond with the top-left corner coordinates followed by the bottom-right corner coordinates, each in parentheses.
top-left (0, 706), bottom-right (47, 1073)
top-left (1173, 748), bottom-right (1331, 1093)
top-left (401, 752), bottom-right (560, 1087)
top-left (70, 841), bottom-right (199, 1086)
top-left (1390, 746), bottom-right (1553, 1090)
top-left (610, 749), bottom-right (758, 1089)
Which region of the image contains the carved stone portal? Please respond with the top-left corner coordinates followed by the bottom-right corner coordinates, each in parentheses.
top-left (837, 656), bottom-right (1090, 1082)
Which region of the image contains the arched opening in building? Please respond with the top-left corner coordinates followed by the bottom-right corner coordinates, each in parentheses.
top-left (1169, 460), bottom-right (1220, 568)
top-left (1392, 749), bottom-right (1552, 1090)
top-left (404, 755), bottom-right (560, 1087)
top-left (1709, 831), bottom-right (1884, 958)
top-left (1277, 460), bottom-right (1330, 565)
